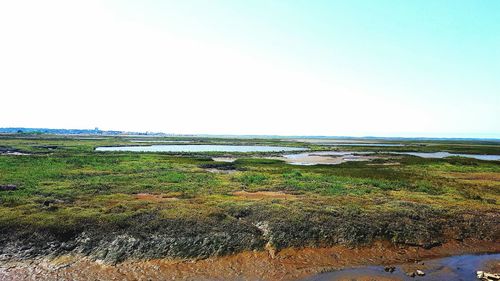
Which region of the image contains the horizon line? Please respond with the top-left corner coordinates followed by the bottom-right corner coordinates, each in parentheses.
top-left (1, 127), bottom-right (500, 141)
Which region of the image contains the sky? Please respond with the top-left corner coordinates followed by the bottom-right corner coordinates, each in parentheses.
top-left (0, 0), bottom-right (499, 138)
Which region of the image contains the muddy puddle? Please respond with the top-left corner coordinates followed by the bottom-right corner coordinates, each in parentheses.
top-left (302, 253), bottom-right (500, 281)
top-left (212, 157), bottom-right (237, 162)
top-left (211, 152), bottom-right (378, 166)
top-left (205, 168), bottom-right (238, 174)
top-left (282, 151), bottom-right (376, 165)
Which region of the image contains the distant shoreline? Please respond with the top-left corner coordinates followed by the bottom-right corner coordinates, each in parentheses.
top-left (1, 128), bottom-right (499, 140)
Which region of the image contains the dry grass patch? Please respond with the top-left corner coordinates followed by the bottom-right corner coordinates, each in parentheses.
top-left (232, 191), bottom-right (296, 200)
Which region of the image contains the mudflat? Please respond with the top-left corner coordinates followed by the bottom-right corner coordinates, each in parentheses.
top-left (1, 240), bottom-right (498, 281)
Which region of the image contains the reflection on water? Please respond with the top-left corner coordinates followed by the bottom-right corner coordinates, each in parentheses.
top-left (320, 143), bottom-right (405, 147)
top-left (129, 140), bottom-right (193, 143)
top-left (285, 151), bottom-right (500, 162)
top-left (96, 144), bottom-right (500, 162)
top-left (393, 151), bottom-right (500, 161)
top-left (303, 253), bottom-right (500, 281)
top-left (96, 145), bottom-right (306, 153)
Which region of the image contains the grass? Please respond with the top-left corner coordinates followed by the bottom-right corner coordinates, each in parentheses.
top-left (0, 134), bottom-right (498, 239)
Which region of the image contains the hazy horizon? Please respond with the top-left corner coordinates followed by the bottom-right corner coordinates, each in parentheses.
top-left (3, 126), bottom-right (500, 139)
top-left (1, 1), bottom-right (499, 138)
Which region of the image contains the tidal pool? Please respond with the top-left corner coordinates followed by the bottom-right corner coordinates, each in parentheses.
top-left (393, 151), bottom-right (500, 161)
top-left (291, 139), bottom-right (405, 146)
top-left (282, 151), bottom-right (376, 165)
top-left (129, 140), bottom-right (193, 143)
top-left (302, 253), bottom-right (500, 281)
top-left (210, 152), bottom-right (377, 166)
top-left (322, 143), bottom-right (404, 147)
top-left (95, 145), bottom-right (306, 153)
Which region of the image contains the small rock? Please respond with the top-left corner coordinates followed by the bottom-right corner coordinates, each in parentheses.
top-left (384, 266), bottom-right (396, 273)
top-left (477, 271), bottom-right (500, 280)
top-left (407, 272), bottom-right (416, 277)
top-left (416, 269), bottom-right (425, 276)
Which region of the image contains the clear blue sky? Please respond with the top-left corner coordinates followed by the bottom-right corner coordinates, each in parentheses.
top-left (0, 0), bottom-right (499, 137)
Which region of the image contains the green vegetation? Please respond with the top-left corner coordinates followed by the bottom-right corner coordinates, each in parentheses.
top-left (0, 134), bottom-right (498, 261)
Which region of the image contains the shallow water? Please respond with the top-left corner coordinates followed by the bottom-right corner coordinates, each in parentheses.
top-left (96, 145), bottom-right (306, 153)
top-left (129, 140), bottom-right (193, 143)
top-left (0, 152), bottom-right (30, 156)
top-left (283, 151), bottom-right (375, 165)
top-left (212, 157), bottom-right (237, 162)
top-left (303, 253), bottom-right (500, 281)
top-left (393, 151), bottom-right (500, 161)
top-left (95, 145), bottom-right (500, 162)
top-left (320, 143), bottom-right (404, 147)
top-left (282, 151), bottom-right (500, 163)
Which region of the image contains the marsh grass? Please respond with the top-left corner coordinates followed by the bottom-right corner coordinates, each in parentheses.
top-left (0, 135), bottom-right (498, 237)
